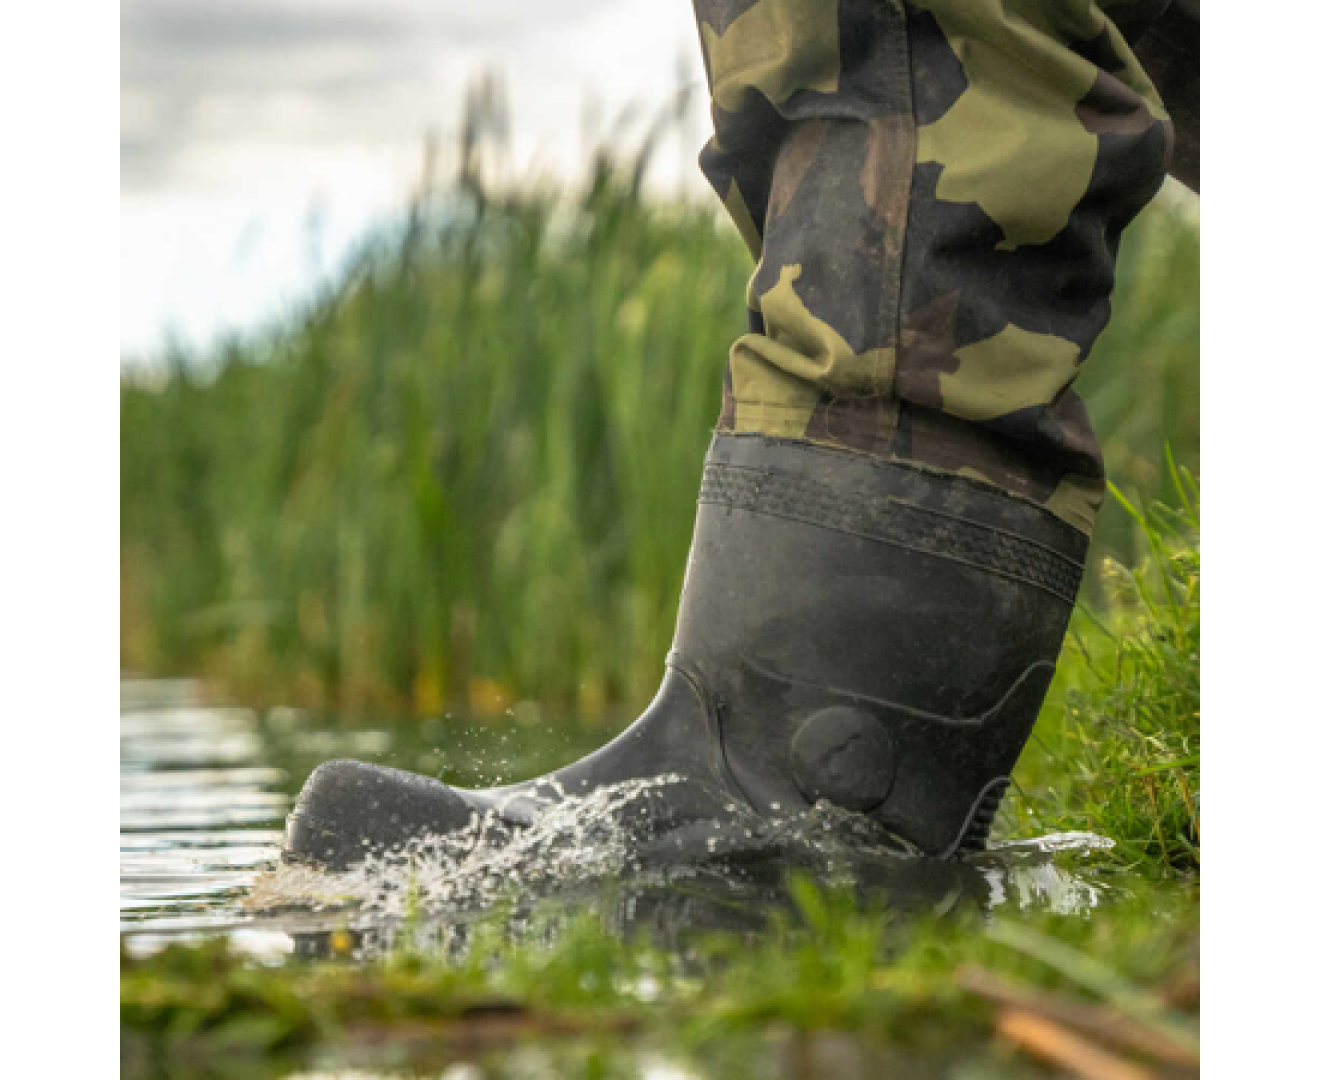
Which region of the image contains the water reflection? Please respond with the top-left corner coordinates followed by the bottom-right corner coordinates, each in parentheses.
top-left (124, 1031), bottom-right (935, 1080)
top-left (121, 678), bottom-right (1115, 957)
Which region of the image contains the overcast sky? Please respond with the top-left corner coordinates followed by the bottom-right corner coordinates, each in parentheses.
top-left (121, 0), bottom-right (711, 359)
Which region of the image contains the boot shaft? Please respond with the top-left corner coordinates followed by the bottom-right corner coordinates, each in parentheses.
top-left (670, 434), bottom-right (1087, 854)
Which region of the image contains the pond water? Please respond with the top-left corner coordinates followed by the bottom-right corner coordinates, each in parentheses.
top-left (121, 677), bottom-right (605, 953)
top-left (121, 677), bottom-right (1120, 960)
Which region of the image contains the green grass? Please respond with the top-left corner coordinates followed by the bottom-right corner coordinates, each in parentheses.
top-left (121, 881), bottom-right (1198, 1077)
top-left (1007, 463), bottom-right (1200, 874)
top-left (121, 136), bottom-right (1199, 715)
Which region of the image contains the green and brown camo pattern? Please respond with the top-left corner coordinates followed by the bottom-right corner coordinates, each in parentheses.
top-left (692, 0), bottom-right (1173, 533)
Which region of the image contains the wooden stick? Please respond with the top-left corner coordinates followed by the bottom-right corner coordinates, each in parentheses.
top-left (998, 1008), bottom-right (1157, 1080)
top-left (959, 966), bottom-right (1198, 1069)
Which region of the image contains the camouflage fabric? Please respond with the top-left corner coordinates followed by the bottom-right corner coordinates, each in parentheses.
top-left (692, 0), bottom-right (1174, 533)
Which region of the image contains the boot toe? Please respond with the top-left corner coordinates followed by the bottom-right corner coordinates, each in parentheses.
top-left (284, 759), bottom-right (479, 870)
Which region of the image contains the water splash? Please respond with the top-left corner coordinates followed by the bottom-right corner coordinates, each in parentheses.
top-left (250, 774), bottom-right (1117, 929)
top-left (252, 774), bottom-right (694, 919)
top-left (121, 678), bottom-right (1119, 949)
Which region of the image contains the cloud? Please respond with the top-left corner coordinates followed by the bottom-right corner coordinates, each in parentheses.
top-left (125, 0), bottom-right (605, 54)
top-left (121, 1), bottom-right (710, 355)
top-left (121, 0), bottom-right (613, 190)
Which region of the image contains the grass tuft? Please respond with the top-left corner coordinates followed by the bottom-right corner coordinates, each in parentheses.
top-left (1010, 461), bottom-right (1200, 873)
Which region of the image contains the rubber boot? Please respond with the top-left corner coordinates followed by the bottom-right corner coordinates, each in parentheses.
top-left (285, 434), bottom-right (1087, 869)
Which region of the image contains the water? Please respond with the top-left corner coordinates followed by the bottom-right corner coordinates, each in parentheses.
top-left (120, 677), bottom-right (607, 952)
top-left (122, 678), bottom-right (1154, 1079)
top-left (121, 678), bottom-right (1118, 960)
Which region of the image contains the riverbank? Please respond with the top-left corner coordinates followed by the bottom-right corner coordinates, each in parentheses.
top-left (122, 486), bottom-right (1199, 1077)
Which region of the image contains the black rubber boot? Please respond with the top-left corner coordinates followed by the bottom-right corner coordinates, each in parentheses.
top-left (286, 434), bottom-right (1087, 868)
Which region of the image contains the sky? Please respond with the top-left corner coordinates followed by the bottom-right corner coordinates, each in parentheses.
top-left (121, 0), bottom-right (712, 361)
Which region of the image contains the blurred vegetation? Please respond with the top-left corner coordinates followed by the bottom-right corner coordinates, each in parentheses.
top-left (120, 90), bottom-right (1199, 715)
top-left (121, 882), bottom-right (1198, 1077)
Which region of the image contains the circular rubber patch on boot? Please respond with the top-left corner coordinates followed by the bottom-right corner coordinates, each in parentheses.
top-left (790, 707), bottom-right (896, 813)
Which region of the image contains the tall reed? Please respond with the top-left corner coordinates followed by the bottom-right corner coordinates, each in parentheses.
top-left (121, 99), bottom-right (1199, 714)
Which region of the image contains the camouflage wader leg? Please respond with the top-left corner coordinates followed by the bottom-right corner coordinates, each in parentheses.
top-left (693, 0), bottom-right (1174, 534)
